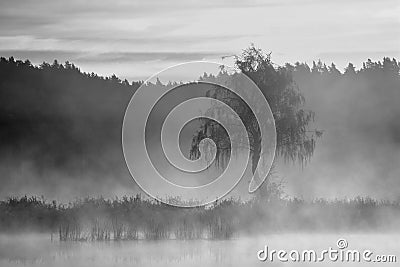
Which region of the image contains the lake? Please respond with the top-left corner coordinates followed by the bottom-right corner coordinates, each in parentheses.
top-left (0, 233), bottom-right (398, 266)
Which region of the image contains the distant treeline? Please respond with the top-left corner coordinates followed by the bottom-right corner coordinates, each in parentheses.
top-left (1, 56), bottom-right (400, 240)
top-left (0, 56), bottom-right (399, 197)
top-left (0, 57), bottom-right (142, 188)
top-left (1, 195), bottom-right (400, 241)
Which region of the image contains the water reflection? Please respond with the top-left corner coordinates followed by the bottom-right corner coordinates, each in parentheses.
top-left (0, 233), bottom-right (398, 267)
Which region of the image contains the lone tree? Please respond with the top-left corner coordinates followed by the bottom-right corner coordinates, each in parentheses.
top-left (190, 45), bottom-right (322, 195)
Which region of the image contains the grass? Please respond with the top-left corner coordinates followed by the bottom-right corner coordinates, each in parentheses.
top-left (1, 195), bottom-right (400, 241)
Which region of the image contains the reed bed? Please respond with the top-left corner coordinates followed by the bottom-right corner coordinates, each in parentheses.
top-left (1, 195), bottom-right (400, 241)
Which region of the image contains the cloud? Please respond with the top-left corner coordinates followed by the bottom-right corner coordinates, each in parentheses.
top-left (78, 51), bottom-right (224, 63)
top-left (1, 0), bottom-right (399, 78)
top-left (0, 50), bottom-right (223, 62)
top-left (0, 49), bottom-right (80, 63)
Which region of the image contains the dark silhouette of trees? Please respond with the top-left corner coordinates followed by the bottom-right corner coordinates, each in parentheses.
top-left (0, 52), bottom-right (399, 193)
top-left (0, 54), bottom-right (400, 238)
top-left (291, 56), bottom-right (400, 80)
top-left (0, 57), bottom-right (142, 186)
top-left (344, 63), bottom-right (356, 76)
top-left (189, 48), bottom-right (400, 199)
top-left (190, 46), bottom-right (321, 189)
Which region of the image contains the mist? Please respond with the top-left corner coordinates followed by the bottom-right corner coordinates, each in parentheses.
top-left (0, 59), bottom-right (141, 201)
top-left (1, 57), bottom-right (400, 202)
top-left (281, 61), bottom-right (400, 201)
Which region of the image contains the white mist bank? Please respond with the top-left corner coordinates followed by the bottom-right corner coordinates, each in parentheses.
top-left (0, 233), bottom-right (398, 267)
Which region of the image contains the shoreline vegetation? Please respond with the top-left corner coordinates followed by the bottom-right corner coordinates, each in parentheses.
top-left (1, 195), bottom-right (400, 241)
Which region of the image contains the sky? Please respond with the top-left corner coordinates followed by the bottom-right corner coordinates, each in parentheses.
top-left (0, 0), bottom-right (400, 201)
top-left (0, 0), bottom-right (399, 81)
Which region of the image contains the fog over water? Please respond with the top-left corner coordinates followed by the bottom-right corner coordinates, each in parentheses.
top-left (1, 233), bottom-right (399, 267)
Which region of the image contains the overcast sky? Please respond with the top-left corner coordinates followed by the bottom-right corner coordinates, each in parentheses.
top-left (0, 0), bottom-right (399, 81)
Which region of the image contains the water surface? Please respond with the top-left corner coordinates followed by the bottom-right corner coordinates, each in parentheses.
top-left (0, 233), bottom-right (398, 266)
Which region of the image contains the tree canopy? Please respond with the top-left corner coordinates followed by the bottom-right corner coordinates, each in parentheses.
top-left (190, 46), bottom-right (322, 180)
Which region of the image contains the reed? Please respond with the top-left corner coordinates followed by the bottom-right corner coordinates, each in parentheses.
top-left (1, 194), bottom-right (400, 241)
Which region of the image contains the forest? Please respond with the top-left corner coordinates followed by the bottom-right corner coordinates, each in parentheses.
top-left (0, 49), bottom-right (400, 241)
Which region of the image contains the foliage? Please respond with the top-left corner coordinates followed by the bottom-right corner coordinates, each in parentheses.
top-left (1, 195), bottom-right (400, 240)
top-left (191, 45), bottom-right (321, 178)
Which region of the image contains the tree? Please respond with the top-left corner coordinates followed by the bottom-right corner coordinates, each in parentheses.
top-left (312, 59), bottom-right (328, 74)
top-left (382, 57), bottom-right (399, 75)
top-left (328, 63), bottom-right (341, 76)
top-left (190, 45), bottom-right (321, 194)
top-left (344, 63), bottom-right (356, 76)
